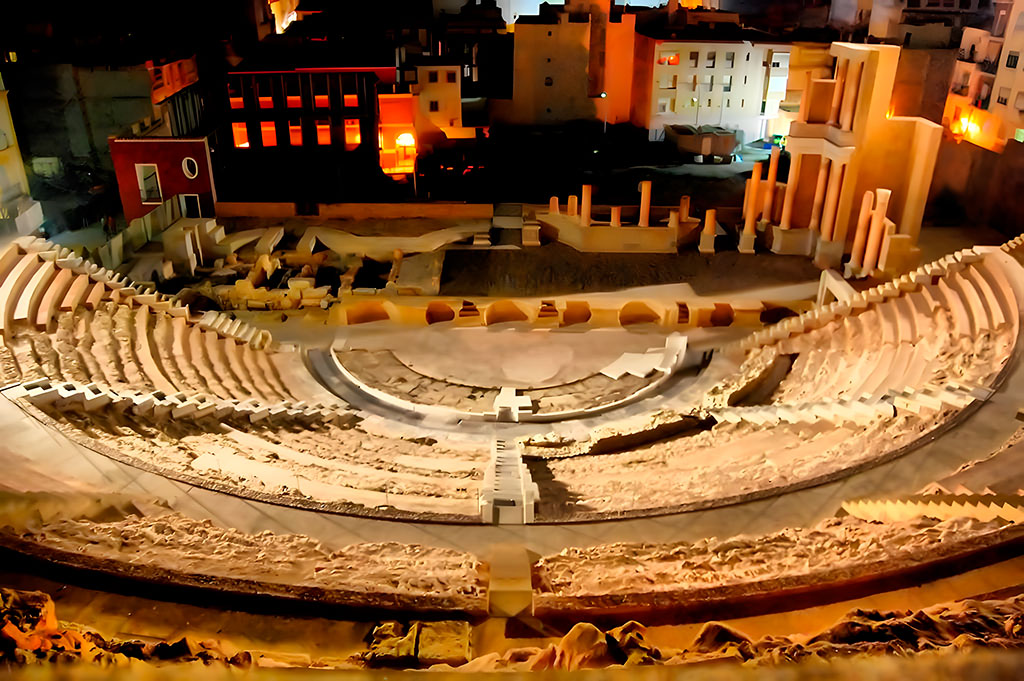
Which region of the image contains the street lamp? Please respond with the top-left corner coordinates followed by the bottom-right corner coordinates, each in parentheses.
top-left (600, 91), bottom-right (608, 134)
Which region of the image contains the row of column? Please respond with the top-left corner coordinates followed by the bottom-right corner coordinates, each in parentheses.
top-left (800, 56), bottom-right (863, 132)
top-left (549, 182), bottom-right (699, 229)
top-left (741, 145), bottom-right (782, 237)
top-left (778, 151), bottom-right (848, 243)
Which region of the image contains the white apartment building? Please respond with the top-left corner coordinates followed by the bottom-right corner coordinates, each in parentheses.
top-left (990, 0), bottom-right (1024, 142)
top-left (633, 38), bottom-right (790, 143)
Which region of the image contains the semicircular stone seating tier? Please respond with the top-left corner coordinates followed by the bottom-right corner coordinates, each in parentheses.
top-left (1, 236), bottom-right (1023, 528)
top-left (0, 237), bottom-right (489, 521)
top-left (522, 244), bottom-right (1024, 521)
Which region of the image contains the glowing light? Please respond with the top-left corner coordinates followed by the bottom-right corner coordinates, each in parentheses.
top-left (886, 105), bottom-right (895, 119)
top-left (396, 133), bottom-right (416, 147)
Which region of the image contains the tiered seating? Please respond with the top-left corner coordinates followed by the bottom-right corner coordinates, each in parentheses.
top-left (526, 245), bottom-right (1022, 520)
top-left (0, 238), bottom-right (485, 519)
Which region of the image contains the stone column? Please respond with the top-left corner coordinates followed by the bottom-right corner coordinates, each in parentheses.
top-left (862, 188), bottom-right (892, 272)
top-left (611, 206), bottom-right (622, 227)
top-left (839, 60), bottom-right (863, 132)
top-left (580, 184), bottom-right (592, 226)
top-left (638, 180), bottom-right (652, 227)
top-left (779, 152), bottom-right (803, 230)
top-left (762, 145), bottom-right (781, 224)
top-left (745, 161), bottom-right (763, 235)
top-left (668, 210), bottom-right (679, 229)
top-left (568, 195), bottom-right (578, 217)
top-left (807, 157), bottom-right (831, 233)
top-left (699, 208), bottom-right (716, 254)
top-left (828, 58), bottom-right (848, 127)
top-left (848, 190), bottom-right (875, 270)
top-left (818, 160), bottom-right (845, 241)
top-left (549, 196), bottom-right (560, 214)
top-left (679, 195), bottom-right (690, 219)
top-left (797, 72), bottom-right (812, 124)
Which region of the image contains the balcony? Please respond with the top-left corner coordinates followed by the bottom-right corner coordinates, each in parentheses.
top-left (980, 59), bottom-right (998, 75)
top-left (951, 84), bottom-right (970, 96)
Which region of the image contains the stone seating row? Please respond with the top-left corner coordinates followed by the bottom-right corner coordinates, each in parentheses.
top-left (733, 247), bottom-right (1016, 354)
top-left (842, 494), bottom-right (1024, 524)
top-left (3, 377), bottom-right (339, 426)
top-left (0, 238), bottom-right (270, 348)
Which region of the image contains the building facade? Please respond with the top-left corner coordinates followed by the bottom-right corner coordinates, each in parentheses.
top-left (632, 39), bottom-right (790, 142)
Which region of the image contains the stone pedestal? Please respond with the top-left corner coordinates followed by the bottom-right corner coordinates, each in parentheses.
top-left (699, 231), bottom-right (716, 255)
top-left (738, 231), bottom-right (756, 254)
top-left (771, 226), bottom-right (818, 256)
top-left (813, 237), bottom-right (845, 270)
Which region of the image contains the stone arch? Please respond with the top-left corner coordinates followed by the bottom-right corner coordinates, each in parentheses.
top-left (346, 300), bottom-right (390, 325)
top-left (425, 301), bottom-right (456, 324)
top-left (619, 301), bottom-right (660, 327)
top-left (709, 303), bottom-right (735, 327)
top-left (760, 304), bottom-right (797, 325)
top-left (677, 303), bottom-right (690, 325)
top-left (484, 300), bottom-right (529, 326)
top-left (561, 301), bottom-right (592, 326)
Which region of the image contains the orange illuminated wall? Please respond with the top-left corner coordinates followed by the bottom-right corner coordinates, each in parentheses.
top-left (260, 121), bottom-right (277, 146)
top-left (378, 93), bottom-right (416, 175)
top-left (942, 93), bottom-right (1008, 153)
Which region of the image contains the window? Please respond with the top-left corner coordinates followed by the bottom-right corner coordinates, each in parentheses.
top-left (657, 52), bottom-right (680, 65)
top-left (344, 93), bottom-right (359, 107)
top-left (657, 98), bottom-right (670, 113)
top-left (746, 52), bottom-right (750, 62)
top-left (689, 51), bottom-right (699, 68)
top-left (260, 121), bottom-right (277, 147)
top-left (1016, 91), bottom-right (1024, 110)
top-left (285, 75), bottom-right (301, 108)
top-left (725, 98), bottom-right (731, 108)
top-left (998, 87), bottom-right (1010, 105)
top-left (316, 120), bottom-right (331, 145)
top-left (231, 121), bottom-right (249, 148)
top-left (446, 71), bottom-right (456, 83)
top-left (706, 51), bottom-right (716, 67)
top-left (1008, 52), bottom-right (1020, 69)
top-left (181, 157), bottom-right (199, 179)
top-left (228, 80), bottom-right (244, 110)
top-left (428, 70), bottom-right (439, 83)
top-left (723, 75), bottom-right (732, 92)
top-left (136, 164), bottom-right (161, 204)
top-left (312, 74), bottom-right (329, 108)
top-left (741, 98), bottom-right (745, 107)
top-left (344, 119), bottom-right (360, 150)
top-left (544, 76), bottom-right (553, 86)
top-left (707, 74), bottom-right (715, 91)
top-left (257, 76), bottom-right (274, 109)
top-left (289, 120), bottom-right (302, 145)
top-left (429, 100), bottom-right (439, 112)
top-left (707, 98), bottom-right (712, 107)
top-left (725, 52), bottom-right (735, 68)
top-left (771, 61), bottom-right (781, 68)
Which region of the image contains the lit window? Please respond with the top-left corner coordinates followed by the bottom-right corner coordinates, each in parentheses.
top-left (429, 100), bottom-right (439, 112)
top-left (285, 75), bottom-right (301, 108)
top-left (344, 119), bottom-right (360, 149)
top-left (136, 164), bottom-right (162, 204)
top-left (344, 93), bottom-right (359, 107)
top-left (429, 70), bottom-right (439, 83)
top-left (998, 87), bottom-right (1010, 105)
top-left (228, 79), bottom-right (244, 109)
top-left (316, 121), bottom-right (331, 145)
top-left (232, 122), bottom-right (249, 148)
top-left (289, 121), bottom-right (302, 145)
top-left (260, 121), bottom-right (277, 146)
top-left (446, 71), bottom-right (456, 83)
top-left (657, 52), bottom-right (680, 66)
top-left (313, 74), bottom-right (329, 107)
